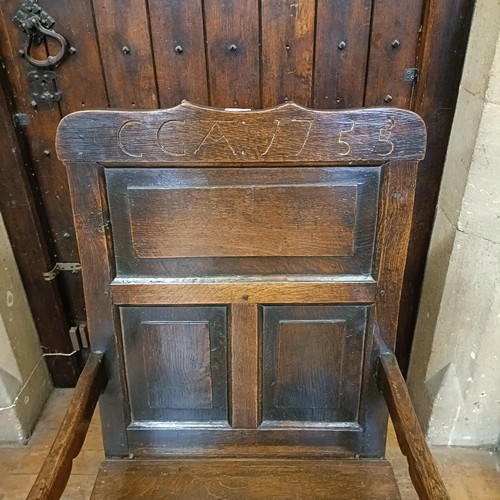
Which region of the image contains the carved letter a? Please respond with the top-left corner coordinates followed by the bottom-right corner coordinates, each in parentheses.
top-left (194, 122), bottom-right (237, 155)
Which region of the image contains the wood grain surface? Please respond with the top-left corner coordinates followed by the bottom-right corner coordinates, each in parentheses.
top-left (92, 0), bottom-right (158, 108)
top-left (262, 305), bottom-right (366, 425)
top-left (374, 161), bottom-right (418, 347)
top-left (90, 458), bottom-right (401, 499)
top-left (56, 102), bottom-right (426, 163)
top-left (121, 306), bottom-right (228, 424)
top-left (364, 0), bottom-right (424, 108)
top-left (111, 280), bottom-right (377, 305)
top-left (0, 1), bottom-right (472, 388)
top-left (106, 166), bottom-right (379, 278)
top-left (230, 304), bottom-right (259, 429)
top-left (0, 66), bottom-right (78, 385)
top-left (127, 184), bottom-right (357, 258)
top-left (59, 104), bottom-right (429, 489)
top-left (261, 0), bottom-right (315, 107)
top-left (314, 0), bottom-right (372, 109)
top-left (149, 0), bottom-right (208, 107)
top-left (204, 0), bottom-right (260, 108)
top-left (66, 163), bottom-right (129, 456)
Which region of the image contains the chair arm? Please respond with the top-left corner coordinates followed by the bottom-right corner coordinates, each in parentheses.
top-left (375, 342), bottom-right (449, 500)
top-left (27, 351), bottom-right (107, 500)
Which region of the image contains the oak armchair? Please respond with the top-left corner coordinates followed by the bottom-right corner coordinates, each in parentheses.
top-left (28, 102), bottom-right (448, 499)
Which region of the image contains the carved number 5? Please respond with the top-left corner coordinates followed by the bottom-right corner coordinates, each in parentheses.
top-left (338, 119), bottom-right (355, 156)
top-left (378, 118), bottom-right (395, 156)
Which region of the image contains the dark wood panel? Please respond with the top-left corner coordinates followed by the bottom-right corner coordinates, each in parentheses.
top-left (0, 63), bottom-right (78, 386)
top-left (128, 426), bottom-right (360, 458)
top-left (56, 103), bottom-right (426, 163)
top-left (1, 0), bottom-right (110, 335)
top-left (0, 0), bottom-right (98, 334)
top-left (364, 0), bottom-right (425, 108)
top-left (204, 0), bottom-right (260, 108)
top-left (262, 306), bottom-right (367, 424)
top-left (149, 0), bottom-right (208, 107)
top-left (0, 2), bottom-right (75, 263)
top-left (43, 0), bottom-right (108, 114)
top-left (128, 184), bottom-right (357, 258)
top-left (25, 108), bottom-right (76, 257)
top-left (92, 0), bottom-right (158, 108)
top-left (273, 321), bottom-right (345, 409)
top-left (142, 322), bottom-right (213, 409)
top-left (0, 2), bottom-right (82, 383)
top-left (230, 304), bottom-right (259, 429)
top-left (90, 459), bottom-right (401, 499)
top-left (106, 166), bottom-right (379, 277)
top-left (356, 308), bottom-right (388, 457)
top-left (261, 0), bottom-right (315, 107)
top-left (60, 103), bottom-right (427, 461)
top-left (42, 0), bottom-right (109, 324)
top-left (313, 0), bottom-right (372, 109)
top-left (122, 306), bottom-right (228, 423)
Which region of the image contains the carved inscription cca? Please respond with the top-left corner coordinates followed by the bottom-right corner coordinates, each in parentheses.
top-left (117, 116), bottom-right (396, 159)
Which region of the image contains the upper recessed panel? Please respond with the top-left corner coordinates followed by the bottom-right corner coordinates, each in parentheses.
top-left (106, 166), bottom-right (379, 278)
top-left (128, 184), bottom-right (357, 259)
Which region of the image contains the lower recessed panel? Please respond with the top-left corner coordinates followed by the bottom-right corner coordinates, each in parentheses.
top-left (142, 321), bottom-right (213, 409)
top-left (121, 306), bottom-right (228, 424)
top-left (262, 305), bottom-right (367, 426)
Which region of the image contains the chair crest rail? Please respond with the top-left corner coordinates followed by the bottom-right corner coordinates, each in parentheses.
top-left (56, 101), bottom-right (426, 164)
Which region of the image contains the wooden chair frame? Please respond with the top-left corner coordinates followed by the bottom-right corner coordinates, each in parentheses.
top-left (28, 102), bottom-right (448, 499)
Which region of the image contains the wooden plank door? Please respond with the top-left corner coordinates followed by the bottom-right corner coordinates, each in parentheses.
top-left (0, 0), bottom-right (474, 384)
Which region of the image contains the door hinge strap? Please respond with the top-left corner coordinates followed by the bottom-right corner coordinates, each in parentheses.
top-left (43, 262), bottom-right (82, 281)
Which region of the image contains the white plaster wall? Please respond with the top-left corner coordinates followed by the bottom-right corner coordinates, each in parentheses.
top-left (0, 211), bottom-right (52, 443)
top-left (408, 0), bottom-right (500, 447)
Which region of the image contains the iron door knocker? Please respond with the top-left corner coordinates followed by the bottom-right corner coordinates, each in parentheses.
top-left (13, 0), bottom-right (68, 68)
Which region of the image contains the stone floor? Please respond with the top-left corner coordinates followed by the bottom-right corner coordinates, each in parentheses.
top-left (0, 390), bottom-right (498, 499)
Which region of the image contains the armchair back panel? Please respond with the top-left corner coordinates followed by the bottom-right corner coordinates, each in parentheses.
top-left (56, 102), bottom-right (425, 457)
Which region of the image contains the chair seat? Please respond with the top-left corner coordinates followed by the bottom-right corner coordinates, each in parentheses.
top-left (90, 458), bottom-right (401, 499)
